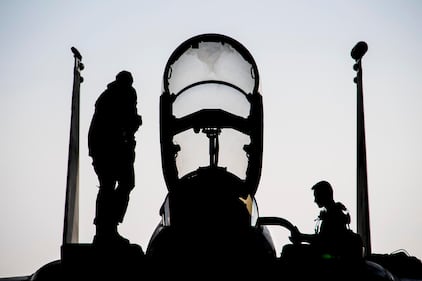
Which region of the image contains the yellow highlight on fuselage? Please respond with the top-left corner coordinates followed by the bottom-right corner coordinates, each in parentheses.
top-left (239, 194), bottom-right (253, 216)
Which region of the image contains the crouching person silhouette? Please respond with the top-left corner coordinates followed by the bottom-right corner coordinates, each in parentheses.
top-left (282, 181), bottom-right (363, 278)
top-left (88, 70), bottom-right (142, 245)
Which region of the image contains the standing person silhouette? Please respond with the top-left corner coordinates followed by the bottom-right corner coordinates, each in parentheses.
top-left (88, 70), bottom-right (142, 245)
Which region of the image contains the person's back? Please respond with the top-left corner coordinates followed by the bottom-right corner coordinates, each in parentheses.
top-left (88, 71), bottom-right (141, 159)
top-left (316, 202), bottom-right (350, 237)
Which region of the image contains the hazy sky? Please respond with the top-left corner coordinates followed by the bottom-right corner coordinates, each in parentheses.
top-left (1, 0), bottom-right (422, 277)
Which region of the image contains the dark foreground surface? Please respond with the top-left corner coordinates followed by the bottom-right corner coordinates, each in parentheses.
top-left (20, 241), bottom-right (422, 281)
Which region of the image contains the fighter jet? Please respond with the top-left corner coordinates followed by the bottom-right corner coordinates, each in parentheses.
top-left (2, 34), bottom-right (421, 280)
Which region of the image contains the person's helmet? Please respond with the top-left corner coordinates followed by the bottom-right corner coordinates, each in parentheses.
top-left (116, 70), bottom-right (133, 85)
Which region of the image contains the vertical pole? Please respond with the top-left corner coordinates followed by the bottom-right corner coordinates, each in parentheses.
top-left (352, 41), bottom-right (371, 256)
top-left (63, 47), bottom-right (84, 244)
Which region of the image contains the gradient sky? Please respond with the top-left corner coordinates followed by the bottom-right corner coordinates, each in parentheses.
top-left (1, 0), bottom-right (422, 277)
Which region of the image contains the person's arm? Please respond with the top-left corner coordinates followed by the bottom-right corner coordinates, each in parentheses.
top-left (123, 89), bottom-right (142, 134)
top-left (289, 226), bottom-right (317, 244)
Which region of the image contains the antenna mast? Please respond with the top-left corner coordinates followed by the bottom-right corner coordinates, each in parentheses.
top-left (351, 41), bottom-right (371, 256)
top-left (63, 47), bottom-right (84, 244)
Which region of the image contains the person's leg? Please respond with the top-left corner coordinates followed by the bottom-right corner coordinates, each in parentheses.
top-left (115, 161), bottom-right (135, 224)
top-left (92, 159), bottom-right (121, 244)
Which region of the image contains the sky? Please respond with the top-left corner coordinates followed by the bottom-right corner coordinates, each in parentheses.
top-left (1, 0), bottom-right (422, 277)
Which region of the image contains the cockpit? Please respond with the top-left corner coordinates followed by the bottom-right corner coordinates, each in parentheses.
top-left (145, 34), bottom-right (274, 266)
top-left (158, 34), bottom-right (264, 229)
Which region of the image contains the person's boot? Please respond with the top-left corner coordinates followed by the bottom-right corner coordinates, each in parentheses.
top-left (93, 222), bottom-right (130, 246)
top-left (93, 189), bottom-right (129, 246)
top-left (111, 226), bottom-right (130, 246)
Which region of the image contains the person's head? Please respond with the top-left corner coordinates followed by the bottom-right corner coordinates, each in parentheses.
top-left (312, 180), bottom-right (334, 208)
top-left (116, 70), bottom-right (133, 86)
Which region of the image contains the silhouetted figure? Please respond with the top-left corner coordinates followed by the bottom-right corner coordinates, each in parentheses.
top-left (290, 181), bottom-right (363, 260)
top-left (88, 70), bottom-right (142, 245)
